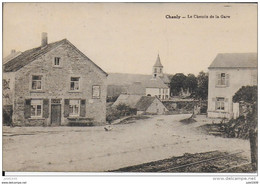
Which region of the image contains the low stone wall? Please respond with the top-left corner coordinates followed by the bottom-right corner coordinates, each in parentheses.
top-left (163, 100), bottom-right (207, 114)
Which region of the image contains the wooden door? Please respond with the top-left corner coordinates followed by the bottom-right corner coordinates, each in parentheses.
top-left (51, 104), bottom-right (61, 125)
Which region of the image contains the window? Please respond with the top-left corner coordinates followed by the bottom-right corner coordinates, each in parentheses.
top-left (70, 77), bottom-right (80, 91)
top-left (54, 57), bottom-right (60, 66)
top-left (69, 100), bottom-right (80, 116)
top-left (32, 75), bottom-right (42, 90)
top-left (216, 97), bottom-right (225, 111)
top-left (92, 85), bottom-right (100, 98)
top-left (154, 68), bottom-right (157, 73)
top-left (217, 73), bottom-right (226, 85)
top-left (31, 99), bottom-right (42, 117)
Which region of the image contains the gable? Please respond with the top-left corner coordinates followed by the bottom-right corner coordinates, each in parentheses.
top-left (4, 39), bottom-right (66, 72)
top-left (4, 39), bottom-right (107, 76)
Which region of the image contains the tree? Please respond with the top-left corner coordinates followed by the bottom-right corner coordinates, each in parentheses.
top-left (195, 71), bottom-right (208, 100)
top-left (233, 86), bottom-right (257, 104)
top-left (184, 74), bottom-right (198, 95)
top-left (233, 85), bottom-right (257, 171)
top-left (170, 73), bottom-right (187, 96)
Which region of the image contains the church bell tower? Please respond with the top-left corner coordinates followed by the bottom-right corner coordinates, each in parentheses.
top-left (153, 54), bottom-right (163, 78)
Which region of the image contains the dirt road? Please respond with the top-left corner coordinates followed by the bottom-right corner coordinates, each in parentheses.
top-left (3, 115), bottom-right (250, 172)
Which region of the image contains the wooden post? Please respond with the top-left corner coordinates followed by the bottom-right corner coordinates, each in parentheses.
top-left (249, 127), bottom-right (258, 171)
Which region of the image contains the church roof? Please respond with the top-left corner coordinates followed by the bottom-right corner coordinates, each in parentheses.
top-left (107, 73), bottom-right (169, 89)
top-left (153, 54), bottom-right (163, 67)
top-left (160, 75), bottom-right (171, 84)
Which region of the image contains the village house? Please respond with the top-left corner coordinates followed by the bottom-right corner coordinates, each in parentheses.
top-left (3, 33), bottom-right (107, 126)
top-left (207, 53), bottom-right (257, 119)
top-left (113, 94), bottom-right (168, 115)
top-left (107, 54), bottom-right (170, 101)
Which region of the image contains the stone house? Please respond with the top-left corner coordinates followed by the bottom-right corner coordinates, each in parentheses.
top-left (207, 53), bottom-right (257, 119)
top-left (3, 33), bottom-right (107, 126)
top-left (112, 94), bottom-right (168, 115)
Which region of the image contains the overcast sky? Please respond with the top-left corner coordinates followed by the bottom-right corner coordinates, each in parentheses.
top-left (3, 3), bottom-right (257, 75)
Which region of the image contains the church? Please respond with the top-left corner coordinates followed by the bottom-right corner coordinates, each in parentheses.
top-left (107, 55), bottom-right (171, 101)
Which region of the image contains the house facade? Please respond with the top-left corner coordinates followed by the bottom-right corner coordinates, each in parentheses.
top-left (3, 33), bottom-right (107, 126)
top-left (207, 53), bottom-right (257, 119)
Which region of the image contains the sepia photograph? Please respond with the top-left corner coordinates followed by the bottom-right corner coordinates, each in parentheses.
top-left (2, 2), bottom-right (258, 181)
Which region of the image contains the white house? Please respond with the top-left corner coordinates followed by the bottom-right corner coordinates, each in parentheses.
top-left (207, 53), bottom-right (257, 119)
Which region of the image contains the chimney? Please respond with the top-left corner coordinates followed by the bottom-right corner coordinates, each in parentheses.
top-left (11, 49), bottom-right (16, 54)
top-left (41, 32), bottom-right (48, 47)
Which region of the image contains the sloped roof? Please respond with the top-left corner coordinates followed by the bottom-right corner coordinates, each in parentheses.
top-left (135, 96), bottom-right (156, 111)
top-left (153, 54), bottom-right (163, 67)
top-left (112, 94), bottom-right (165, 112)
top-left (160, 75), bottom-right (171, 84)
top-left (107, 73), bottom-right (152, 85)
top-left (3, 39), bottom-right (108, 75)
top-left (127, 82), bottom-right (146, 95)
top-left (4, 39), bottom-right (66, 72)
top-left (112, 94), bottom-right (142, 108)
top-left (142, 78), bottom-right (168, 88)
top-left (107, 73), bottom-right (168, 88)
top-left (209, 53), bottom-right (257, 69)
top-left (3, 51), bottom-right (22, 64)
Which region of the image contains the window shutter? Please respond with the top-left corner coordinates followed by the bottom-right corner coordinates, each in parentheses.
top-left (24, 99), bottom-right (31, 119)
top-left (43, 99), bottom-right (49, 118)
top-left (215, 73), bottom-right (220, 86)
top-left (64, 99), bottom-right (70, 117)
top-left (212, 97), bottom-right (217, 110)
top-left (226, 74), bottom-right (230, 87)
top-left (80, 99), bottom-right (86, 117)
top-left (224, 98), bottom-right (229, 112)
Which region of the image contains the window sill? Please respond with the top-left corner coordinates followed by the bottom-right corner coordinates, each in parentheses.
top-left (215, 85), bottom-right (228, 88)
top-left (215, 110), bottom-right (227, 113)
top-left (68, 91), bottom-right (82, 93)
top-left (30, 90), bottom-right (45, 93)
top-left (29, 117), bottom-right (45, 120)
top-left (68, 116), bottom-right (80, 119)
top-left (53, 66), bottom-right (62, 68)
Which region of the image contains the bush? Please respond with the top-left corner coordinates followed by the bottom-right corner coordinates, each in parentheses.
top-left (3, 105), bottom-right (13, 126)
top-left (106, 103), bottom-right (137, 123)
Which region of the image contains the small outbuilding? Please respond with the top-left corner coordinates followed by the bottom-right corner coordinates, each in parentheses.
top-left (113, 94), bottom-right (168, 115)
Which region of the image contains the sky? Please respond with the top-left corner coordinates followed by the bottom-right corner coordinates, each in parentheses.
top-left (3, 3), bottom-right (257, 75)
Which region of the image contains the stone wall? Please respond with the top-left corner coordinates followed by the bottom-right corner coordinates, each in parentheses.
top-left (12, 41), bottom-right (107, 126)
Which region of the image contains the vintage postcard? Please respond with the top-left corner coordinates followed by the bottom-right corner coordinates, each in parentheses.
top-left (2, 2), bottom-right (258, 182)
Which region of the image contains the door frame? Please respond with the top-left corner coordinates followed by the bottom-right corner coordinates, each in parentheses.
top-left (51, 99), bottom-right (62, 125)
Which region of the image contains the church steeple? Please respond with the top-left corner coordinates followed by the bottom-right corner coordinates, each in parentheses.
top-left (153, 54), bottom-right (163, 77)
